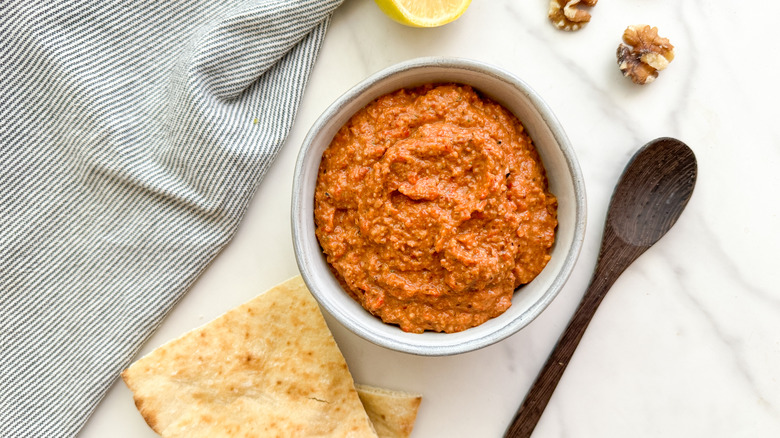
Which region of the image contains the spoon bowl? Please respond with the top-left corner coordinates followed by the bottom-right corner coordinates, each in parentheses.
top-left (609, 137), bottom-right (698, 248)
top-left (504, 137), bottom-right (697, 437)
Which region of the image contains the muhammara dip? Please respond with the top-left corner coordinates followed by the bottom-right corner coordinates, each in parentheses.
top-left (314, 84), bottom-right (557, 333)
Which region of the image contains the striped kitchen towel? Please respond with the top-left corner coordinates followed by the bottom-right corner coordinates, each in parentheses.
top-left (0, 0), bottom-right (343, 436)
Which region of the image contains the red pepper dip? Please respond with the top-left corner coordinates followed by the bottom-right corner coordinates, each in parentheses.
top-left (314, 84), bottom-right (557, 333)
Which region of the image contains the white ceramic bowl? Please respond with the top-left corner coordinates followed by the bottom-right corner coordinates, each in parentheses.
top-left (292, 57), bottom-right (586, 356)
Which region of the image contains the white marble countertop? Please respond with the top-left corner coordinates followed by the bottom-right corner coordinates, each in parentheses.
top-left (81, 1), bottom-right (780, 436)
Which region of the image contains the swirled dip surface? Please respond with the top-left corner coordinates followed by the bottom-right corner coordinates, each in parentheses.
top-left (314, 84), bottom-right (557, 333)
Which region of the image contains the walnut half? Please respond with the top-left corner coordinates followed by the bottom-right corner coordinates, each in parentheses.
top-left (548, 0), bottom-right (598, 32)
top-left (617, 25), bottom-right (675, 85)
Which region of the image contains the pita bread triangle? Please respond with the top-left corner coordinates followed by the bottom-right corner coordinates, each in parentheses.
top-left (122, 276), bottom-right (377, 438)
top-left (356, 385), bottom-right (422, 438)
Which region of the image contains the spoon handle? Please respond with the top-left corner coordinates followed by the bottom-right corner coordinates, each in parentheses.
top-left (503, 237), bottom-right (636, 438)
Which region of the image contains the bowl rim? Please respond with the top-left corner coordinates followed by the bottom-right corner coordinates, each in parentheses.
top-left (292, 56), bottom-right (586, 355)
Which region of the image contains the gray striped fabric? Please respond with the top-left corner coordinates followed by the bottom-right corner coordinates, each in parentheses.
top-left (0, 0), bottom-right (343, 436)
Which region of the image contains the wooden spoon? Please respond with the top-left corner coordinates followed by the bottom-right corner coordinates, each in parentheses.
top-left (504, 137), bottom-right (698, 438)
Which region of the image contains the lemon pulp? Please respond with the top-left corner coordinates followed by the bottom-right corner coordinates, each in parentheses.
top-left (374, 0), bottom-right (472, 27)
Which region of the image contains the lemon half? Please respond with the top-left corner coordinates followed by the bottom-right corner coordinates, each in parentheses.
top-left (374, 0), bottom-right (472, 27)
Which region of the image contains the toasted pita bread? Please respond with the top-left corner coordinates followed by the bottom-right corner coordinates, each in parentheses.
top-left (355, 384), bottom-right (422, 438)
top-left (122, 276), bottom-right (377, 438)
